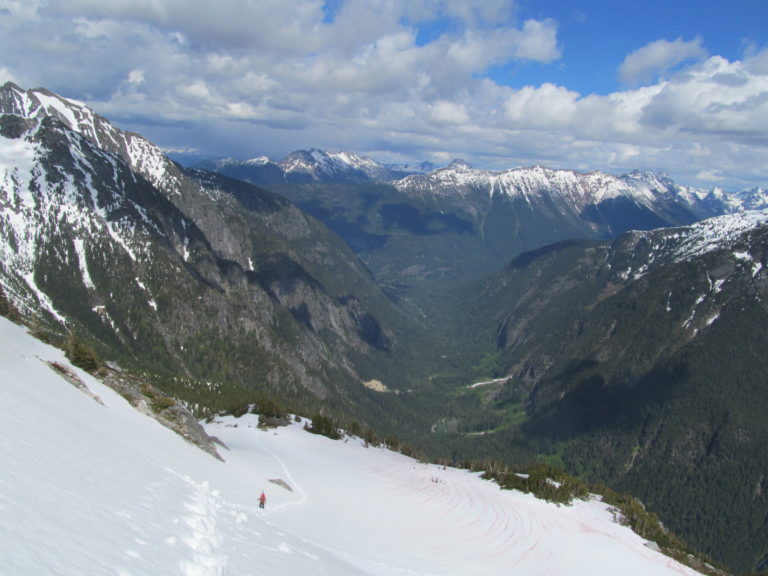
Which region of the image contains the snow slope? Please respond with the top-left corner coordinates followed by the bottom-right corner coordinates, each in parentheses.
top-left (1, 82), bottom-right (180, 192)
top-left (0, 315), bottom-right (703, 576)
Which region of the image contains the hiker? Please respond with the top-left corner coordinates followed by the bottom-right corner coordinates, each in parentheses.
top-left (259, 491), bottom-right (266, 509)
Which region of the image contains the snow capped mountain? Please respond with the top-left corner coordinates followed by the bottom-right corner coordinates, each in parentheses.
top-left (609, 209), bottom-right (768, 300)
top-left (200, 149), bottom-right (766, 293)
top-left (394, 161), bottom-right (720, 215)
top-left (0, 91), bottom-right (186, 325)
top-left (279, 148), bottom-right (395, 182)
top-left (732, 186), bottom-right (768, 211)
top-left (0, 82), bottom-right (180, 193)
top-left (203, 147), bottom-right (764, 222)
top-left (197, 148), bottom-right (434, 186)
top-left (610, 208), bottom-right (768, 285)
top-left (0, 314), bottom-right (707, 576)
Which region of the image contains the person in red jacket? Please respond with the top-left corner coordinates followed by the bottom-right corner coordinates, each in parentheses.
top-left (259, 491), bottom-right (266, 509)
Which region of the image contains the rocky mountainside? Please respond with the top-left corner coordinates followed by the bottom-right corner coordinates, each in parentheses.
top-left (450, 210), bottom-right (768, 573)
top-left (0, 82), bottom-right (419, 413)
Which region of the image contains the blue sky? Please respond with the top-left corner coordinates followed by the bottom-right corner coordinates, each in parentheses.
top-left (515, 0), bottom-right (764, 93)
top-left (1, 0), bottom-right (767, 189)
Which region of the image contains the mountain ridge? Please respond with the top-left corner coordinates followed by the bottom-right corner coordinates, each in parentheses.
top-left (194, 147), bottom-right (436, 185)
top-left (0, 81), bottom-right (424, 413)
top-left (0, 81), bottom-right (179, 193)
top-left (393, 162), bottom-right (751, 220)
top-left (194, 144), bottom-right (765, 216)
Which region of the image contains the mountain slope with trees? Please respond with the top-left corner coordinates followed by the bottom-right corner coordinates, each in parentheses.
top-left (0, 82), bottom-right (431, 421)
top-left (447, 212), bottom-right (768, 573)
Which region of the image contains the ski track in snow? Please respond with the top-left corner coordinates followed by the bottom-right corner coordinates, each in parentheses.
top-left (0, 316), bottom-right (705, 576)
top-left (178, 478), bottom-right (228, 576)
top-left (252, 431), bottom-right (308, 511)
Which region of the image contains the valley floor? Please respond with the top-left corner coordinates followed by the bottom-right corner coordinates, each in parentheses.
top-left (0, 316), bottom-right (704, 576)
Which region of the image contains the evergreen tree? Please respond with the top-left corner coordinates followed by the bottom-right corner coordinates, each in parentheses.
top-left (66, 332), bottom-right (101, 373)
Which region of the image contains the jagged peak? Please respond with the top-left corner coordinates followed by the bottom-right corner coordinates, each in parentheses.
top-left (1, 83), bottom-right (179, 192)
top-left (282, 148), bottom-right (373, 167)
top-left (391, 161), bottom-right (735, 217)
top-left (276, 147), bottom-right (399, 182)
top-left (1, 84), bottom-right (94, 129)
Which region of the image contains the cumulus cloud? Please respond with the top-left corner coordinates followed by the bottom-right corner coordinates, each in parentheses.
top-left (697, 169), bottom-right (725, 182)
top-left (502, 83), bottom-right (579, 129)
top-left (510, 19), bottom-right (560, 61)
top-left (430, 100), bottom-right (470, 124)
top-left (483, 50), bottom-right (768, 186)
top-left (46, 0), bottom-right (327, 53)
top-left (619, 36), bottom-right (706, 86)
top-left (0, 1), bottom-right (766, 188)
top-left (640, 55), bottom-right (768, 141)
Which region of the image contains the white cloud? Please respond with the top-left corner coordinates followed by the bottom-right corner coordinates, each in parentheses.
top-left (746, 48), bottom-right (768, 75)
top-left (502, 83), bottom-right (579, 129)
top-left (0, 0), bottom-right (42, 20)
top-left (619, 37), bottom-right (706, 86)
top-left (47, 0), bottom-right (327, 53)
top-left (510, 19), bottom-right (560, 62)
top-left (430, 100), bottom-right (470, 124)
top-left (0, 1), bottom-right (766, 189)
top-left (438, 0), bottom-right (517, 27)
top-left (0, 66), bottom-right (19, 85)
top-left (640, 55), bottom-right (768, 139)
top-left (486, 52), bottom-right (768, 187)
top-left (696, 169), bottom-right (725, 182)
top-left (127, 69), bottom-right (145, 85)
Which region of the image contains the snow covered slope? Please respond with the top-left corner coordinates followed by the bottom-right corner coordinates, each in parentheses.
top-left (0, 315), bottom-right (705, 576)
top-left (0, 81), bottom-right (179, 192)
top-left (623, 208), bottom-right (768, 271)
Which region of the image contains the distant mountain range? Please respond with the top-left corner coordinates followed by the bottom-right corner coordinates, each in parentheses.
top-left (2, 81), bottom-right (768, 573)
top-left (394, 160), bottom-right (766, 219)
top-left (193, 149), bottom-right (436, 185)
top-left (197, 150), bottom-right (765, 219)
top-left (202, 152), bottom-right (767, 296)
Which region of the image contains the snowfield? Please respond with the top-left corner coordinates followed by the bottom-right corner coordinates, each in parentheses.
top-left (0, 316), bottom-right (703, 576)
